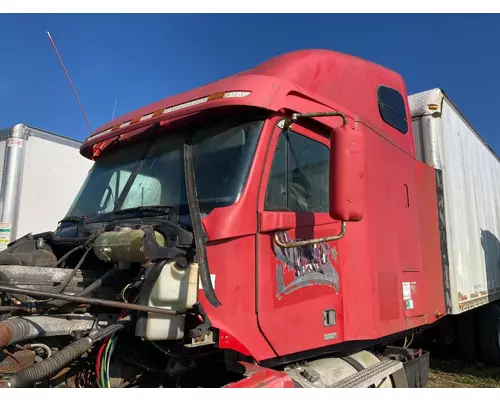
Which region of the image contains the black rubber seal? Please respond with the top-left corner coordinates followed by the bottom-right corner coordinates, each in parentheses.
top-left (183, 140), bottom-right (221, 307)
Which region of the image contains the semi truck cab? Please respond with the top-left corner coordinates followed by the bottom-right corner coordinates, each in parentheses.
top-left (73, 49), bottom-right (445, 360)
top-left (3, 49), bottom-right (493, 388)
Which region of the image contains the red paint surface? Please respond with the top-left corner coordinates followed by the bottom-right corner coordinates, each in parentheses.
top-left (81, 49), bottom-right (446, 361)
top-left (224, 363), bottom-right (296, 388)
top-left (200, 235), bottom-right (276, 361)
top-left (218, 329), bottom-right (252, 356)
top-left (329, 123), bottom-right (366, 222)
top-left (224, 371), bottom-right (295, 388)
top-left (415, 163), bottom-right (446, 323)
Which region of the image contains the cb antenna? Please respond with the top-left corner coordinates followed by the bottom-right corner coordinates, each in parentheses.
top-left (47, 31), bottom-right (93, 135)
top-left (112, 97), bottom-right (118, 120)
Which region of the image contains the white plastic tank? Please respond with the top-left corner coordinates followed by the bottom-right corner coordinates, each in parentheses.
top-left (145, 262), bottom-right (199, 340)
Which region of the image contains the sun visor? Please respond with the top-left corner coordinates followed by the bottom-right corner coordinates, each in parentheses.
top-left (80, 123), bottom-right (156, 160)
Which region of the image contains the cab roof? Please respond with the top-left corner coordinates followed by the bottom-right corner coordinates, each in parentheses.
top-left (82, 49), bottom-right (411, 158)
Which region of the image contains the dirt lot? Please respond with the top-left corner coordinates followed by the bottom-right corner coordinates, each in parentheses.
top-left (428, 358), bottom-right (500, 388)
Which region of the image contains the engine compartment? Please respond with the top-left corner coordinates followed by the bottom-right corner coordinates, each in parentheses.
top-left (0, 210), bottom-right (242, 388)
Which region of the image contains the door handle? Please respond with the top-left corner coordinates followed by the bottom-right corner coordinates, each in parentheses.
top-left (403, 184), bottom-right (410, 208)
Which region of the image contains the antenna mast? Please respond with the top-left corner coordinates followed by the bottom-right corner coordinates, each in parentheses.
top-left (112, 98), bottom-right (118, 120)
top-left (47, 31), bottom-right (93, 135)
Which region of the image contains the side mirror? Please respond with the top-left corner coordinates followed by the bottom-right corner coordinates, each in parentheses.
top-left (329, 124), bottom-right (366, 222)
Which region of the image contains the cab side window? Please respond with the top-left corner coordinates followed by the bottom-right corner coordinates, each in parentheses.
top-left (265, 130), bottom-right (329, 213)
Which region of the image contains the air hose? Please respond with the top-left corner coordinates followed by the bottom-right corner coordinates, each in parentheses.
top-left (1, 321), bottom-right (128, 388)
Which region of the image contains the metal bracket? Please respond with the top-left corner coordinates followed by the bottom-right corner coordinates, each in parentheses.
top-left (282, 111), bottom-right (348, 131)
top-left (141, 225), bottom-right (186, 265)
top-left (184, 331), bottom-right (215, 348)
top-left (274, 221), bottom-right (347, 249)
top-left (188, 302), bottom-right (213, 345)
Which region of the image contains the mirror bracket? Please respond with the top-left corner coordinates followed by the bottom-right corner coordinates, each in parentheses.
top-left (282, 111), bottom-right (348, 131)
top-left (274, 221), bottom-right (347, 249)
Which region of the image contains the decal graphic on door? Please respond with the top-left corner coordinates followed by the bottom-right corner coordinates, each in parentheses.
top-left (274, 231), bottom-right (339, 298)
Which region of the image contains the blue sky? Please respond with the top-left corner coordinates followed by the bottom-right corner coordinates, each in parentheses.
top-left (1, 14), bottom-right (500, 153)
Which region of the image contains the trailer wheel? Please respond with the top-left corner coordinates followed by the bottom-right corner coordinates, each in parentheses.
top-left (477, 303), bottom-right (500, 366)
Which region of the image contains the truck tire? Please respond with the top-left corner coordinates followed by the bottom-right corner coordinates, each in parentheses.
top-left (455, 310), bottom-right (477, 362)
top-left (477, 303), bottom-right (500, 365)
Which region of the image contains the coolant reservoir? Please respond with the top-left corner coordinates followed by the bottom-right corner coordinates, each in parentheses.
top-left (93, 228), bottom-right (165, 264)
top-left (145, 262), bottom-right (199, 340)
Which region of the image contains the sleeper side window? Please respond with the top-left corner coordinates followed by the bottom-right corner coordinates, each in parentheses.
top-left (377, 85), bottom-right (408, 134)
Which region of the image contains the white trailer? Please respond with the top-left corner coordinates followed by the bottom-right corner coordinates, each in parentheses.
top-left (0, 124), bottom-right (93, 250)
top-left (410, 88), bottom-right (500, 315)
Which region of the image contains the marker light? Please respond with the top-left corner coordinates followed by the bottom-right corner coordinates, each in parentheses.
top-left (91, 90), bottom-right (251, 140)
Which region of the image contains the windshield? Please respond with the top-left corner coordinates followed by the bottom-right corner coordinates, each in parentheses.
top-left (66, 117), bottom-right (265, 219)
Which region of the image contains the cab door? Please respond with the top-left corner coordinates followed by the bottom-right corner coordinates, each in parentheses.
top-left (256, 119), bottom-right (344, 357)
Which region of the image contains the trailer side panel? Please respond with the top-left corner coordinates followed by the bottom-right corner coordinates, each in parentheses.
top-left (410, 89), bottom-right (500, 314)
top-left (16, 135), bottom-right (92, 238)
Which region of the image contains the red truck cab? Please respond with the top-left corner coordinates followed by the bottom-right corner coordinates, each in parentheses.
top-left (79, 49), bottom-right (446, 364)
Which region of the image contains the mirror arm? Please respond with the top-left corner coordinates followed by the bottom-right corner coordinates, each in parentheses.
top-left (274, 110), bottom-right (353, 249)
top-left (273, 221), bottom-right (347, 249)
top-left (282, 111), bottom-right (348, 130)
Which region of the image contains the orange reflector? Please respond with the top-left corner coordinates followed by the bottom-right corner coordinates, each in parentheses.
top-left (152, 109), bottom-right (163, 117)
top-left (208, 92), bottom-right (225, 101)
top-left (428, 104), bottom-right (439, 110)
